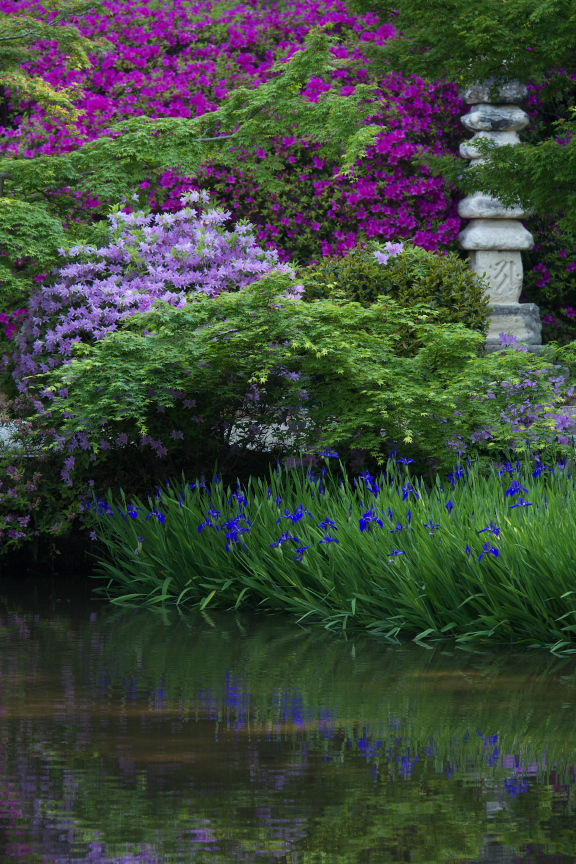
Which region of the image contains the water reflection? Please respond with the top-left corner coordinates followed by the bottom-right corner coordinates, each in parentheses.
top-left (0, 593), bottom-right (575, 862)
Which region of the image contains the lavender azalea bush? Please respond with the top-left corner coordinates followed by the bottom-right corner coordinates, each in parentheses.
top-left (10, 192), bottom-right (293, 393)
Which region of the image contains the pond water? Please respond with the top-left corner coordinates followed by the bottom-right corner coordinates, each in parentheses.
top-left (1, 583), bottom-right (576, 862)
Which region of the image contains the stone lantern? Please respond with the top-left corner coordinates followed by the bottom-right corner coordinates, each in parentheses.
top-left (458, 81), bottom-right (542, 348)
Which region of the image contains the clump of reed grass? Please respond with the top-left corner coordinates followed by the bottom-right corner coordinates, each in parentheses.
top-left (86, 453), bottom-right (576, 651)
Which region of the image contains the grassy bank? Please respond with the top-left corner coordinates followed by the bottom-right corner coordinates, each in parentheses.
top-left (87, 455), bottom-right (576, 651)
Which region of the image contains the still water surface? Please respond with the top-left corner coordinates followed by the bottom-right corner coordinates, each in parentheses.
top-left (1, 586), bottom-right (576, 862)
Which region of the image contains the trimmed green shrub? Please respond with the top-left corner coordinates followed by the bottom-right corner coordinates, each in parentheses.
top-left (301, 243), bottom-right (489, 335)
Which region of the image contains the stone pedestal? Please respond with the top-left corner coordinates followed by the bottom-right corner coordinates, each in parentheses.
top-left (468, 252), bottom-right (523, 303)
top-left (458, 82), bottom-right (542, 348)
top-left (486, 303), bottom-right (541, 346)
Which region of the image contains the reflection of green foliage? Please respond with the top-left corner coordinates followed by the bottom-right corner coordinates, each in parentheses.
top-left (4, 602), bottom-right (576, 860)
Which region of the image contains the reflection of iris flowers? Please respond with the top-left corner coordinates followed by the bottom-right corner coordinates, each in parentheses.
top-left (504, 777), bottom-right (530, 797)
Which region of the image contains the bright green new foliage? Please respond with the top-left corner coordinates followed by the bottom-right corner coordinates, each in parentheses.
top-left (38, 274), bottom-right (568, 474)
top-left (0, 0), bottom-right (109, 121)
top-left (302, 244), bottom-right (489, 335)
top-left (89, 455), bottom-right (576, 651)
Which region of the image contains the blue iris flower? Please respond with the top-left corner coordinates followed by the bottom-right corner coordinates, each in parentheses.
top-left (533, 462), bottom-right (554, 478)
top-left (423, 519), bottom-right (440, 532)
top-left (320, 534), bottom-right (340, 544)
top-left (477, 521), bottom-right (500, 537)
top-left (478, 543), bottom-right (500, 561)
top-left (229, 490), bottom-right (249, 507)
top-left (224, 515), bottom-right (251, 551)
top-left (359, 471), bottom-right (380, 496)
top-left (189, 481), bottom-right (210, 495)
top-left (388, 549), bottom-right (405, 556)
top-left (360, 509), bottom-right (385, 532)
top-left (276, 505), bottom-right (314, 525)
top-left (396, 457), bottom-right (415, 466)
top-left (294, 545), bottom-right (311, 562)
top-left (509, 497), bottom-right (533, 509)
top-left (270, 531), bottom-right (300, 548)
top-left (400, 483), bottom-right (420, 501)
top-left (505, 480), bottom-right (529, 497)
top-left (319, 517), bottom-right (337, 530)
top-left (445, 500), bottom-right (454, 513)
top-left (320, 447), bottom-right (339, 458)
top-left (197, 506), bottom-right (221, 532)
top-left (447, 467), bottom-right (468, 488)
top-left (391, 520), bottom-right (411, 533)
top-left (465, 545), bottom-right (471, 557)
top-left (498, 460), bottom-right (521, 477)
top-left (146, 509), bottom-right (166, 525)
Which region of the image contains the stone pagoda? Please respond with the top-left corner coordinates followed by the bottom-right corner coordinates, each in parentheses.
top-left (458, 81), bottom-right (542, 348)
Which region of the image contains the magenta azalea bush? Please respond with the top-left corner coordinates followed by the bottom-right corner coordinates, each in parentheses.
top-left (10, 191), bottom-right (294, 393)
top-left (0, 0), bottom-right (464, 263)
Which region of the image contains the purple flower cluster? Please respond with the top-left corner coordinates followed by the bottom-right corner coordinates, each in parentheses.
top-left (0, 0), bottom-right (464, 261)
top-left (11, 191), bottom-right (293, 392)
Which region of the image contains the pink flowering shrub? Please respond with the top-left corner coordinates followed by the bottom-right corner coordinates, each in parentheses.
top-left (10, 191), bottom-right (294, 394)
top-left (0, 0), bottom-right (464, 265)
top-left (0, 309), bottom-right (28, 340)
